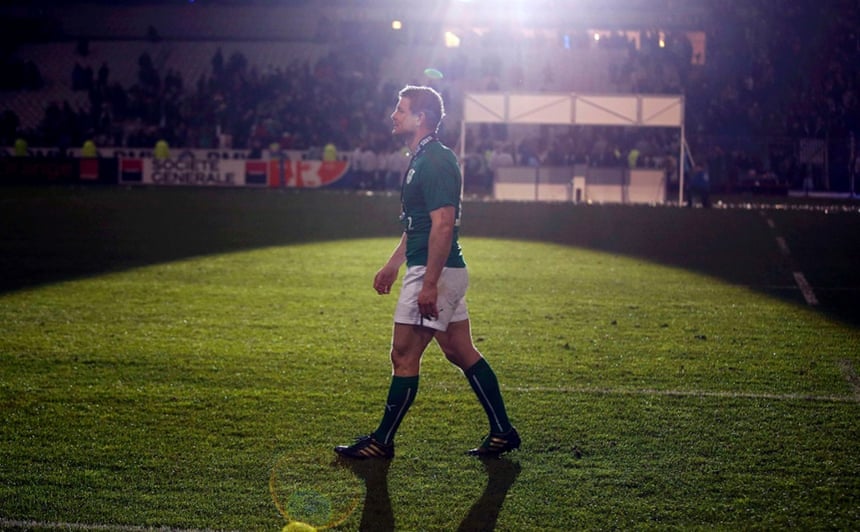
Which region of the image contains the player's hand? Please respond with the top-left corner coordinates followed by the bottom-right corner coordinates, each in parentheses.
top-left (373, 265), bottom-right (398, 295)
top-left (417, 284), bottom-right (438, 320)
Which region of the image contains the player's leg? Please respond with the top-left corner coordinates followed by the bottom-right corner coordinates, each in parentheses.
top-left (335, 323), bottom-right (433, 459)
top-left (371, 265), bottom-right (442, 445)
top-left (435, 319), bottom-right (520, 456)
top-left (372, 323), bottom-right (434, 443)
top-left (434, 318), bottom-right (480, 372)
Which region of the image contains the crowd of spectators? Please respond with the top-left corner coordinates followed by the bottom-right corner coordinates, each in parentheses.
top-left (684, 0), bottom-right (859, 189)
top-left (1, 0), bottom-right (858, 192)
top-left (8, 35), bottom-right (401, 166)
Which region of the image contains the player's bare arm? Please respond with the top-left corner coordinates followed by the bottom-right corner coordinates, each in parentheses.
top-left (418, 205), bottom-right (455, 319)
top-left (374, 232), bottom-right (408, 295)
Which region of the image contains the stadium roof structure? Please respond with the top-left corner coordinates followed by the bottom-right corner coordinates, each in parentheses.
top-left (459, 91), bottom-right (688, 203)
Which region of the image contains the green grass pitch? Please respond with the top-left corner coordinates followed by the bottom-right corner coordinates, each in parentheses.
top-left (0, 187), bottom-right (858, 530)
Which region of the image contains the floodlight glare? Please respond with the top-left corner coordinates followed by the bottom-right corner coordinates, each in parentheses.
top-left (444, 31), bottom-right (461, 48)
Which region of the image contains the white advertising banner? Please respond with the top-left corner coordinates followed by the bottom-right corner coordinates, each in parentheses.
top-left (118, 157), bottom-right (266, 186)
top-left (145, 158), bottom-right (249, 186)
top-left (118, 157), bottom-right (350, 188)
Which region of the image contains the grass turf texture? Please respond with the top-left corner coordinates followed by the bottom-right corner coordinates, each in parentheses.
top-left (1, 187), bottom-right (859, 530)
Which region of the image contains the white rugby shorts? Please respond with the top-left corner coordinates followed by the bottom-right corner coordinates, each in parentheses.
top-left (394, 266), bottom-right (469, 331)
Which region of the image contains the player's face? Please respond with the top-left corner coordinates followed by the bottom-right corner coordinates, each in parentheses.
top-left (390, 97), bottom-right (421, 137)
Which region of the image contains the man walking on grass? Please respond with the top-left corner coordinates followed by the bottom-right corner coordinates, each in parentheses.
top-left (335, 85), bottom-right (519, 459)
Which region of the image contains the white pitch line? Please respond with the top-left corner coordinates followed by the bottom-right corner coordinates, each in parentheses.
top-left (793, 271), bottom-right (819, 305)
top-left (839, 359), bottom-right (860, 397)
top-left (775, 236), bottom-right (790, 256)
top-left (506, 385), bottom-right (857, 403)
top-left (0, 518), bottom-right (234, 532)
top-left (766, 218), bottom-right (818, 306)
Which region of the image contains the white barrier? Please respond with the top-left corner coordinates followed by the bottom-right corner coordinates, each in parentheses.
top-left (493, 166), bottom-right (666, 204)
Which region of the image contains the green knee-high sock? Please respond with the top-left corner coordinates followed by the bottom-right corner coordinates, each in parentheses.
top-left (464, 358), bottom-right (513, 434)
top-left (372, 375), bottom-right (419, 445)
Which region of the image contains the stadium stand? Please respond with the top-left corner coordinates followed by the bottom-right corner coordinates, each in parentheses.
top-left (0, 0), bottom-right (857, 193)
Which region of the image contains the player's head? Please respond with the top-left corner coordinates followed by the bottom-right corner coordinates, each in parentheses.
top-left (396, 85), bottom-right (445, 133)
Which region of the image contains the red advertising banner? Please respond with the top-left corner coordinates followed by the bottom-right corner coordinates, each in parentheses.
top-left (267, 160), bottom-right (350, 188)
top-left (79, 159), bottom-right (99, 180)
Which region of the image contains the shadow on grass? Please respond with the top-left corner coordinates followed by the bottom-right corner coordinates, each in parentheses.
top-left (339, 455), bottom-right (520, 531)
top-left (1, 187), bottom-right (858, 327)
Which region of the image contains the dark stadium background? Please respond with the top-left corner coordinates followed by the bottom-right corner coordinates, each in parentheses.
top-left (0, 0), bottom-right (857, 196)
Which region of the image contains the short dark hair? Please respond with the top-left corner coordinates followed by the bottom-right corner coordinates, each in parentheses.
top-left (398, 85), bottom-right (445, 132)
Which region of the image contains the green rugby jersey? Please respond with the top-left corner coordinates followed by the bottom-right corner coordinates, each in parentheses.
top-left (400, 139), bottom-right (466, 268)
